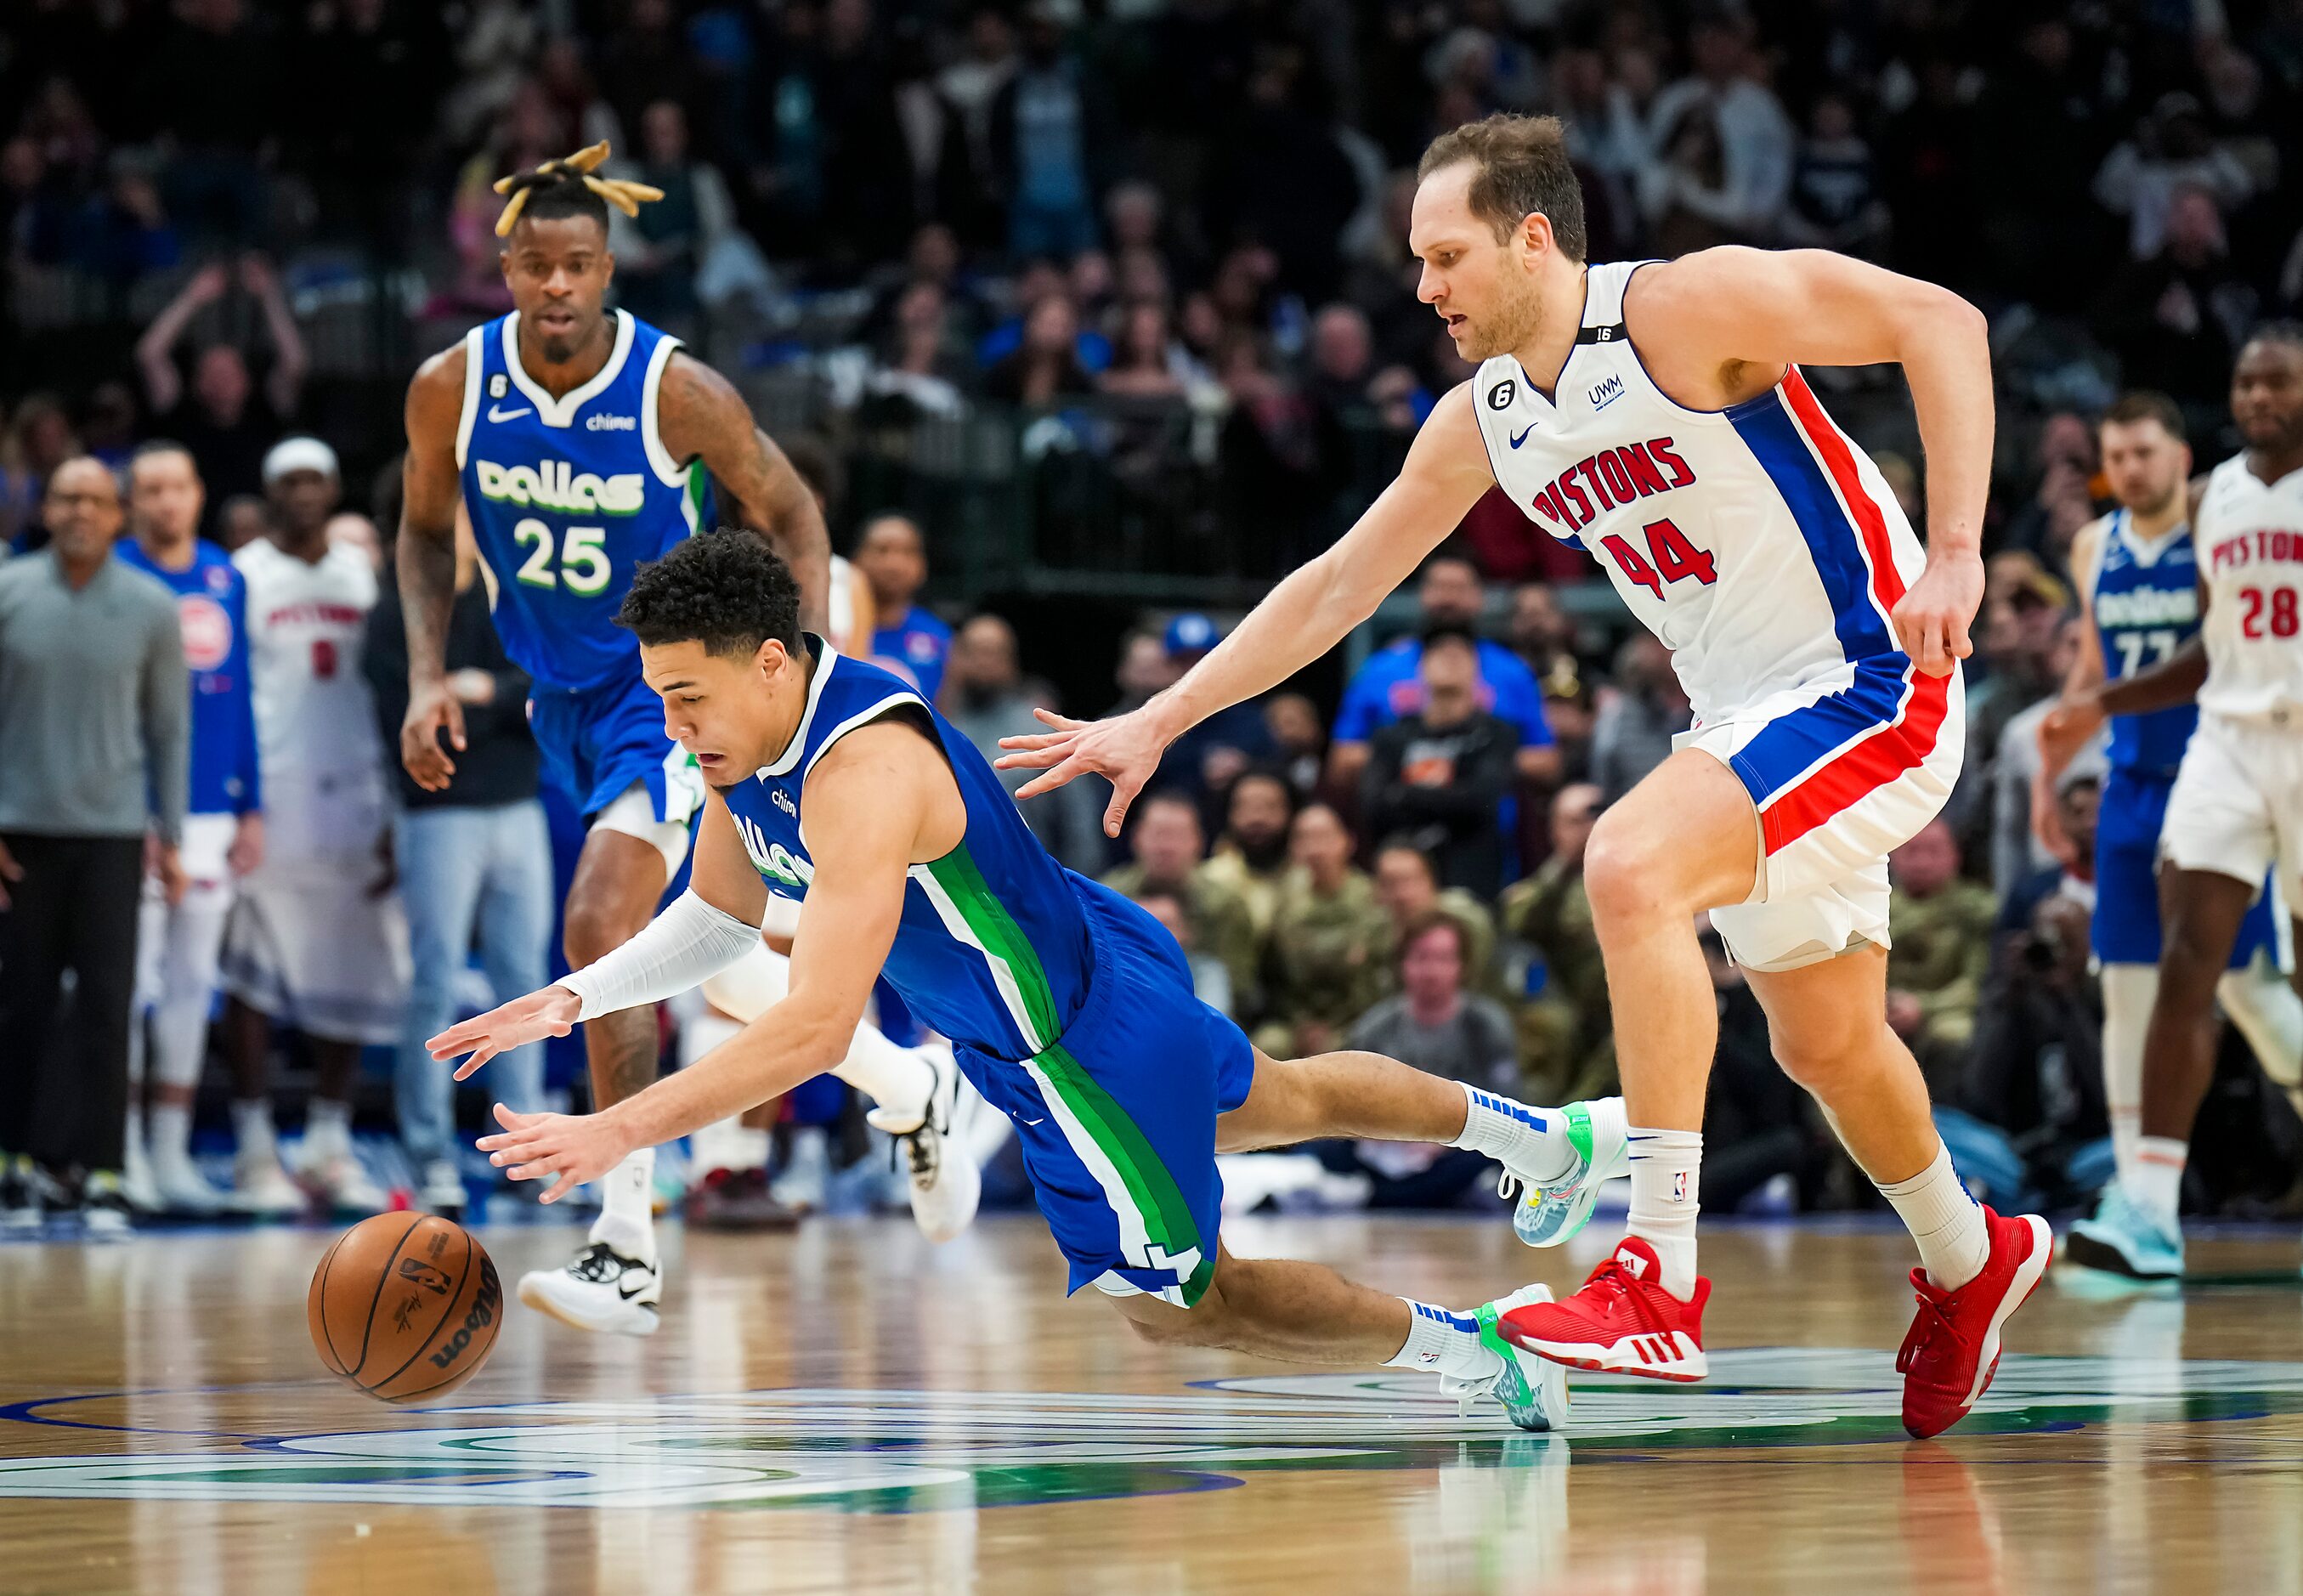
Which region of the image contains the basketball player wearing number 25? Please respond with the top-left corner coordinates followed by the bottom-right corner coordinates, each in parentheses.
top-left (398, 145), bottom-right (977, 1340)
top-left (998, 113), bottom-right (2051, 1439)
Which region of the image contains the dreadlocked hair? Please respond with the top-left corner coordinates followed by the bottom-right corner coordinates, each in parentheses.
top-left (493, 142), bottom-right (664, 238)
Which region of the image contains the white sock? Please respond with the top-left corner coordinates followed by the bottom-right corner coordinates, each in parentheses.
top-left (1877, 1142), bottom-right (1989, 1292)
top-left (1625, 1127), bottom-right (1701, 1299)
top-left (1384, 1299), bottom-right (1503, 1383)
top-left (2100, 963), bottom-right (2154, 1186)
top-left (1448, 1083), bottom-right (1582, 1185)
top-left (150, 1101), bottom-right (194, 1164)
top-left (831, 1027), bottom-right (937, 1132)
top-left (232, 1099), bottom-right (276, 1163)
top-left (2128, 1137), bottom-right (2187, 1231)
top-left (591, 1147), bottom-right (657, 1263)
top-left (304, 1098), bottom-right (353, 1163)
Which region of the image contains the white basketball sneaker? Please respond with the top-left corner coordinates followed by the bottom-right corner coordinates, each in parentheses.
top-left (229, 1150), bottom-right (307, 1217)
top-left (299, 1152), bottom-right (389, 1217)
top-left (1445, 1283), bottom-right (1570, 1432)
top-left (869, 1041), bottom-right (980, 1244)
top-left (518, 1241), bottom-right (662, 1336)
top-left (150, 1146), bottom-right (227, 1216)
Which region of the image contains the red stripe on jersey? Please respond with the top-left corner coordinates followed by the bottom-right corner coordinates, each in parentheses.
top-left (1761, 370), bottom-right (1952, 852)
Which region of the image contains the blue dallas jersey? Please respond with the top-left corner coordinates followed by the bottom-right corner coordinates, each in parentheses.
top-left (116, 538), bottom-right (260, 816)
top-left (721, 638), bottom-right (1096, 1061)
top-left (2090, 510), bottom-right (2204, 776)
top-left (456, 308), bottom-right (713, 693)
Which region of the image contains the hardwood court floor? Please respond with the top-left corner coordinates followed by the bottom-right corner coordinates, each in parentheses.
top-left (0, 1213), bottom-right (2299, 1595)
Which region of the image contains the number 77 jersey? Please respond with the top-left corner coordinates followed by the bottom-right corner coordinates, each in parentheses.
top-left (456, 308), bottom-right (713, 693)
top-left (1470, 259), bottom-right (1937, 734)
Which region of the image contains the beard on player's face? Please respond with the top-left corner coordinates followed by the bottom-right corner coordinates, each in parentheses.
top-left (1454, 261), bottom-right (1545, 361)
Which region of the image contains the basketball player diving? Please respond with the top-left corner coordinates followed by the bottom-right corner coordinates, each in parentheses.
top-left (997, 113), bottom-right (2049, 1439)
top-left (399, 144), bottom-right (975, 1338)
top-left (2041, 325), bottom-right (2303, 1280)
top-left (425, 526), bottom-right (1651, 1432)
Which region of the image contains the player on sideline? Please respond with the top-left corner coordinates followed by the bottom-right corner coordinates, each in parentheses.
top-left (430, 530), bottom-right (1614, 1431)
top-left (2041, 326), bottom-right (2303, 1279)
top-left (399, 144), bottom-right (971, 1337)
top-left (2033, 388), bottom-right (2303, 1281)
top-left (997, 114), bottom-right (2051, 1438)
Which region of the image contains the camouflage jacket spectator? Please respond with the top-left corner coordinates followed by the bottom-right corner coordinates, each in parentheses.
top-left (1887, 876), bottom-right (1998, 1084)
top-left (1199, 846), bottom-right (1288, 942)
top-left (1101, 860), bottom-right (1261, 1018)
top-left (1253, 868), bottom-right (1390, 1058)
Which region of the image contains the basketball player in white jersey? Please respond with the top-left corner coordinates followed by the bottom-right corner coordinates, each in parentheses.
top-left (2041, 325), bottom-right (2303, 1276)
top-left (2034, 389), bottom-right (2303, 1281)
top-left (223, 436), bottom-right (406, 1214)
top-left (1000, 113), bottom-right (2049, 1439)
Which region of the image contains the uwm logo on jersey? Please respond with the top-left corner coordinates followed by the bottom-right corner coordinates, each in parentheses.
top-left (735, 810), bottom-right (813, 890)
top-left (472, 458), bottom-right (647, 517)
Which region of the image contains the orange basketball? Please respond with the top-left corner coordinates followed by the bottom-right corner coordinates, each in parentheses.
top-left (308, 1212), bottom-right (503, 1405)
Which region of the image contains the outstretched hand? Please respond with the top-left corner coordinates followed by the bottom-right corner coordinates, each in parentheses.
top-left (428, 986), bottom-right (582, 1079)
top-left (994, 705), bottom-right (1173, 837)
top-left (477, 1103), bottom-right (632, 1205)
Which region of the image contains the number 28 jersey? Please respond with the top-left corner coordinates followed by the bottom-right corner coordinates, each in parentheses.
top-left (1471, 259), bottom-right (1941, 740)
top-left (456, 308), bottom-right (712, 693)
top-left (2194, 452), bottom-right (2303, 725)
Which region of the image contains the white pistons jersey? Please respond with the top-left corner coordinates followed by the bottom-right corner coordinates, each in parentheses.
top-left (233, 537), bottom-right (388, 865)
top-left (2193, 452), bottom-right (2303, 725)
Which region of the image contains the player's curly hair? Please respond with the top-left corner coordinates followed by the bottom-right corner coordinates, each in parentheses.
top-left (620, 529), bottom-right (803, 657)
top-left (493, 142), bottom-right (662, 238)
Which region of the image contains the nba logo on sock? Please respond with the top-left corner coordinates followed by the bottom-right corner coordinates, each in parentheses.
top-left (1672, 1171), bottom-right (1689, 1203)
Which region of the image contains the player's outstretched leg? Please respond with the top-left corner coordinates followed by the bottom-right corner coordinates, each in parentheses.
top-left (1107, 1243), bottom-right (1569, 1433)
top-left (1214, 1048), bottom-right (1626, 1248)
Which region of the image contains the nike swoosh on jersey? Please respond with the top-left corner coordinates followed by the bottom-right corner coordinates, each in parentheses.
top-left (488, 404), bottom-right (533, 422)
top-left (1508, 423), bottom-right (1537, 448)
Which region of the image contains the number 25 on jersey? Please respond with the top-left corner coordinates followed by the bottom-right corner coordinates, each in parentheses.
top-left (511, 518), bottom-right (612, 595)
top-left (1600, 518), bottom-right (1717, 601)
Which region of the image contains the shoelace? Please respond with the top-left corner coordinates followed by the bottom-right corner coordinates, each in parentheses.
top-left (1895, 1269), bottom-right (1966, 1376)
top-left (889, 1083), bottom-right (953, 1180)
top-left (567, 1241), bottom-right (635, 1284)
top-left (1574, 1256), bottom-right (1680, 1338)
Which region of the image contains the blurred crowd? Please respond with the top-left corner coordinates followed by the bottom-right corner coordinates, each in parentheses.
top-left (5, 0), bottom-right (2303, 1227)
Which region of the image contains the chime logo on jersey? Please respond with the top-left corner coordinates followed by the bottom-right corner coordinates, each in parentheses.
top-left (472, 458), bottom-right (647, 516)
top-left (8, 1350), bottom-right (2301, 1510)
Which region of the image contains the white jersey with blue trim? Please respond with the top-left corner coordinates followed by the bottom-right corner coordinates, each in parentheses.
top-left (456, 308), bottom-right (710, 693)
top-left (1470, 259), bottom-right (1935, 733)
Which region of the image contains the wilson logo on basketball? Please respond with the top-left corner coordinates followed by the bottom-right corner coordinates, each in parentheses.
top-left (429, 1267), bottom-right (502, 1371)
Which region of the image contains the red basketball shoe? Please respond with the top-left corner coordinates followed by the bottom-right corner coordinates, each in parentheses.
top-left (1897, 1208), bottom-right (2053, 1439)
top-left (1496, 1236), bottom-right (1709, 1381)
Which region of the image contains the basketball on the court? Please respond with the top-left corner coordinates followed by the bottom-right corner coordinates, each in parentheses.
top-left (307, 1213), bottom-right (503, 1405)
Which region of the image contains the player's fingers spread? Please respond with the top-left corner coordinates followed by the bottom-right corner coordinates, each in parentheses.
top-left (1033, 707), bottom-right (1086, 730)
top-left (1012, 756), bottom-right (1079, 800)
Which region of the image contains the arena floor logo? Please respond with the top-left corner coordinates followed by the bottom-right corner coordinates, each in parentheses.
top-left (3, 1348), bottom-right (2300, 1511)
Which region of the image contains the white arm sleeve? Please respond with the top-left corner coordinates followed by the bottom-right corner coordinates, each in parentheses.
top-left (558, 890), bottom-right (765, 1022)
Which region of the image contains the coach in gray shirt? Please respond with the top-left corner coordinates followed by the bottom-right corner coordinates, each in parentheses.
top-left (0, 456), bottom-right (188, 1233)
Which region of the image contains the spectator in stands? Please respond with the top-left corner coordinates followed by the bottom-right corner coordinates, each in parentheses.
top-left (1887, 818), bottom-right (1997, 1094)
top-left (1202, 767), bottom-right (1296, 940)
top-left (1155, 614), bottom-right (1276, 804)
top-left (1508, 582), bottom-right (1583, 699)
top-left (2000, 770), bottom-right (2099, 942)
top-left (1321, 912), bottom-right (1518, 1208)
top-left (1781, 92), bottom-right (1888, 258)
top-left (983, 293), bottom-right (1095, 407)
top-left (2098, 184), bottom-right (2255, 418)
top-left (1590, 633), bottom-right (1692, 806)
top-left (1644, 10), bottom-right (1795, 241)
top-left (215, 494), bottom-right (269, 553)
top-left (2093, 94), bottom-right (2256, 263)
top-left (942, 611), bottom-right (1101, 872)
top-left (1264, 693), bottom-right (1327, 801)
top-left (1988, 611), bottom-right (2099, 897)
top-left (134, 257), bottom-right (307, 512)
top-left (1372, 837), bottom-right (1497, 993)
top-left (365, 509), bottom-right (549, 1220)
top-left (991, 10), bottom-right (1106, 260)
top-left (856, 514), bottom-right (950, 700)
top-left (1, 396), bottom-right (80, 552)
top-left (1101, 790), bottom-right (1259, 1018)
top-left (1501, 782), bottom-right (1613, 1104)
top-left (1957, 891), bottom-right (2106, 1199)
top-left (1255, 802), bottom-right (1389, 1059)
top-left (0, 458), bottom-right (187, 1236)
top-left (1099, 302), bottom-right (1191, 400)
top-left (1363, 625), bottom-right (1520, 897)
top-left (1328, 553), bottom-right (1557, 793)
top-left (609, 99), bottom-right (750, 337)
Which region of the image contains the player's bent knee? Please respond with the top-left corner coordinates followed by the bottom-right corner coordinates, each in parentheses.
top-left (1583, 823), bottom-right (1682, 929)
